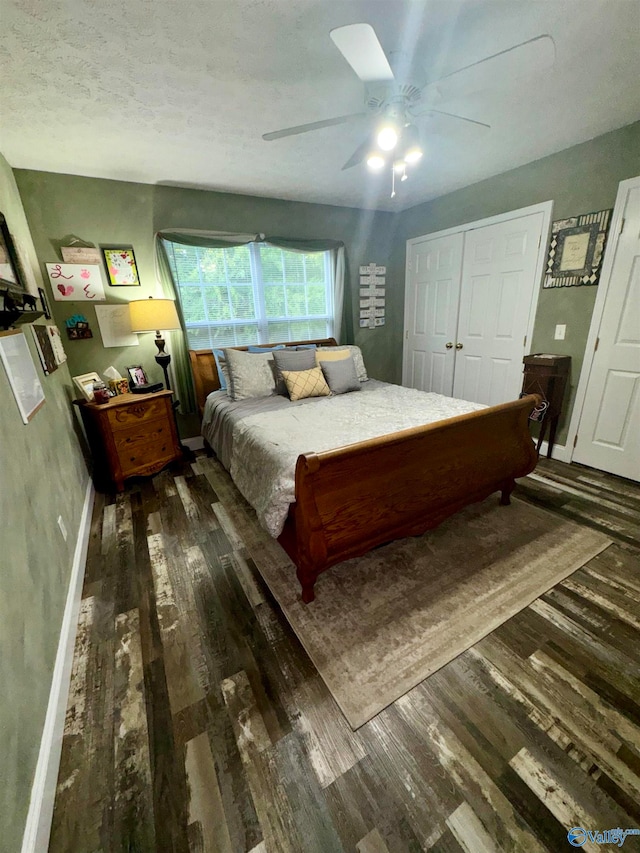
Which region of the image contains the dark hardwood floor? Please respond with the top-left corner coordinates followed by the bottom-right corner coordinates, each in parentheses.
top-left (49, 455), bottom-right (640, 852)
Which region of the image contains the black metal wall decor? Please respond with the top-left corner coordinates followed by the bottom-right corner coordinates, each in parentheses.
top-left (543, 208), bottom-right (612, 288)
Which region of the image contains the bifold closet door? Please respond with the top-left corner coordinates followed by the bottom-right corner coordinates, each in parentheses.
top-left (453, 212), bottom-right (545, 406)
top-left (402, 232), bottom-right (463, 395)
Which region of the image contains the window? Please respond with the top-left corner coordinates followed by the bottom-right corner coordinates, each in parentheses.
top-left (164, 241), bottom-right (334, 349)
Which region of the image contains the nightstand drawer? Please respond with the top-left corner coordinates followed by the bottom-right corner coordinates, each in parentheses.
top-left (113, 419), bottom-right (170, 455)
top-left (119, 437), bottom-right (176, 476)
top-left (108, 397), bottom-right (167, 431)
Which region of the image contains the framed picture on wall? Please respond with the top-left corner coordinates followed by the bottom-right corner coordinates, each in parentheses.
top-left (0, 212), bottom-right (27, 297)
top-left (101, 246), bottom-right (140, 286)
top-left (0, 329), bottom-right (46, 423)
top-left (543, 209), bottom-right (612, 288)
top-left (38, 287), bottom-right (51, 319)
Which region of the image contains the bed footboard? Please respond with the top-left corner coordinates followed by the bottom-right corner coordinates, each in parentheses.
top-left (277, 394), bottom-right (540, 602)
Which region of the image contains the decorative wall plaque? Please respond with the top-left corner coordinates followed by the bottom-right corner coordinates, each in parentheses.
top-left (543, 208), bottom-right (612, 288)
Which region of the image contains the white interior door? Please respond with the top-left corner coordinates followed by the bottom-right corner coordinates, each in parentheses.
top-left (453, 213), bottom-right (544, 406)
top-left (403, 232), bottom-right (463, 394)
top-left (573, 182), bottom-right (640, 480)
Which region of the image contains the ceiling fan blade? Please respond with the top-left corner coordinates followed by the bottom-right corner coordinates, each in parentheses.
top-left (424, 35), bottom-right (555, 99)
top-left (330, 23), bottom-right (395, 83)
top-left (341, 137), bottom-right (371, 171)
top-left (262, 112), bottom-right (366, 141)
top-left (425, 109), bottom-right (491, 129)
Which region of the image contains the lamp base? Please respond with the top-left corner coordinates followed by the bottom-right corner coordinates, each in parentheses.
top-left (155, 351), bottom-right (171, 391)
top-left (153, 349), bottom-right (194, 460)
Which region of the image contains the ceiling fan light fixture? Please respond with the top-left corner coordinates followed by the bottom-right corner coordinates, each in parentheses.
top-left (366, 152), bottom-right (385, 171)
top-left (404, 146), bottom-right (423, 165)
top-left (393, 158), bottom-right (406, 174)
top-left (376, 124), bottom-right (398, 151)
top-left (401, 124), bottom-right (423, 164)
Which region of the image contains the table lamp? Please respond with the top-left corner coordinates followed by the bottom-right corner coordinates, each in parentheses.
top-left (129, 296), bottom-right (181, 390)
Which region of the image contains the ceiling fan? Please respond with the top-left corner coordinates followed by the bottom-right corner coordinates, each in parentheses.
top-left (263, 23), bottom-right (555, 188)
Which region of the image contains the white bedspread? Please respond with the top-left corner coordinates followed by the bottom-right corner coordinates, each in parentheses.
top-left (229, 385), bottom-right (485, 537)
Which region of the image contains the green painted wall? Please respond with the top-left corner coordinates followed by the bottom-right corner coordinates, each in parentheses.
top-left (392, 121), bottom-right (640, 444)
top-left (0, 154), bottom-right (89, 851)
top-left (15, 120), bottom-right (640, 447)
top-left (15, 171), bottom-right (396, 436)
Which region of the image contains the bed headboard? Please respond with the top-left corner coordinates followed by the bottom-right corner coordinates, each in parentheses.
top-left (189, 337), bottom-right (338, 417)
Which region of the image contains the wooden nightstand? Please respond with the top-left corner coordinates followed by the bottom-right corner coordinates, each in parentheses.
top-left (76, 390), bottom-right (182, 492)
top-left (522, 354), bottom-right (571, 458)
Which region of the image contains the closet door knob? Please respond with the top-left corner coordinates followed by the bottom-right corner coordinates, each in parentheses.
top-left (456, 342), bottom-right (463, 350)
top-left (445, 342), bottom-right (453, 349)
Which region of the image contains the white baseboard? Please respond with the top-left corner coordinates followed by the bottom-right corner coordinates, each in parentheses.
top-left (537, 440), bottom-right (570, 463)
top-left (183, 435), bottom-right (205, 451)
top-left (21, 477), bottom-right (95, 853)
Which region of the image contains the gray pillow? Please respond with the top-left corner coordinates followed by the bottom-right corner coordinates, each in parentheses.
top-left (272, 348), bottom-right (317, 395)
top-left (317, 345), bottom-right (368, 381)
top-left (223, 348), bottom-right (277, 400)
top-left (321, 355), bottom-right (361, 395)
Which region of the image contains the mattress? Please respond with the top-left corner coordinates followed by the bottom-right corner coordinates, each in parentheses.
top-left (202, 381), bottom-right (485, 537)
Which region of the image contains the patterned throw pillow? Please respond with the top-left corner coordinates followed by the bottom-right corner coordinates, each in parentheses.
top-left (281, 367), bottom-right (331, 401)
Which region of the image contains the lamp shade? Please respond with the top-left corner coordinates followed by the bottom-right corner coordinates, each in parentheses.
top-left (129, 297), bottom-right (180, 332)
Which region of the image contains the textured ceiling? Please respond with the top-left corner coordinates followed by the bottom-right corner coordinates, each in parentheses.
top-left (1, 0), bottom-right (639, 211)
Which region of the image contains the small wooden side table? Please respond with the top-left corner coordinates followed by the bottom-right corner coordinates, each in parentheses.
top-left (522, 354), bottom-right (571, 458)
top-left (75, 390), bottom-right (182, 491)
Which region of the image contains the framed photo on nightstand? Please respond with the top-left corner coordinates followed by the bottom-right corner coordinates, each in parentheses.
top-left (126, 364), bottom-right (149, 388)
top-left (73, 371), bottom-right (102, 401)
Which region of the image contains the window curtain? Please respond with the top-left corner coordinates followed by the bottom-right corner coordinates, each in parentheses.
top-left (154, 229), bottom-right (350, 415)
top-left (154, 230), bottom-right (261, 414)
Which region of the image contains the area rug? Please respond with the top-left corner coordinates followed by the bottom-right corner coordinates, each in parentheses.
top-left (249, 495), bottom-right (611, 729)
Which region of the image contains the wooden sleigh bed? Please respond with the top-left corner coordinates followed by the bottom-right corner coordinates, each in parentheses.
top-left (190, 339), bottom-right (540, 603)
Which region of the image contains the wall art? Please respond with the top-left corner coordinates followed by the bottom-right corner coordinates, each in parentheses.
top-left (47, 324), bottom-right (67, 364)
top-left (46, 263), bottom-right (106, 301)
top-left (543, 209), bottom-right (612, 288)
top-left (359, 262), bottom-right (386, 328)
top-left (95, 304), bottom-right (139, 347)
top-left (65, 313), bottom-right (93, 339)
top-left (38, 286), bottom-right (51, 319)
top-left (0, 329), bottom-right (46, 423)
top-left (61, 245), bottom-right (102, 264)
top-left (102, 246), bottom-right (140, 286)
top-left (0, 212), bottom-right (27, 296)
top-left (30, 324), bottom-right (58, 375)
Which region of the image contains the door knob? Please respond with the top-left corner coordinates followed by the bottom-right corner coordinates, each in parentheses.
top-left (445, 342), bottom-right (453, 349)
top-left (456, 342), bottom-right (463, 350)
